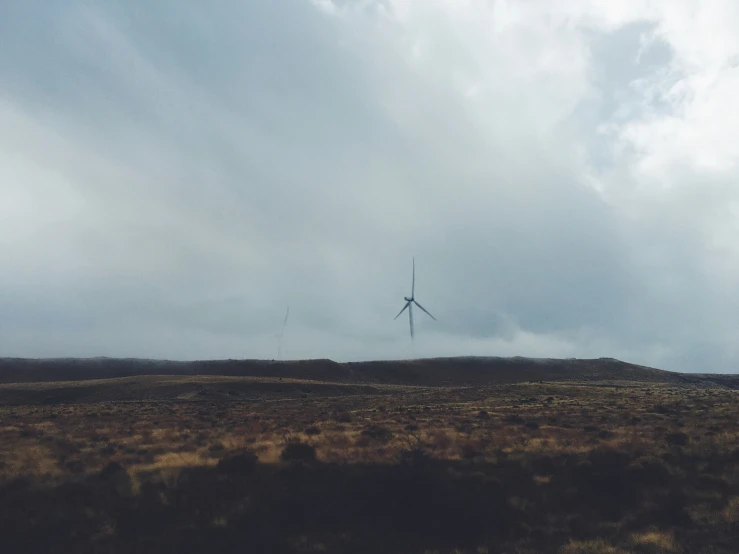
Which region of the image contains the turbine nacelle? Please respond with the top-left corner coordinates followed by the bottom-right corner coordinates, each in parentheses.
top-left (404, 296), bottom-right (413, 302)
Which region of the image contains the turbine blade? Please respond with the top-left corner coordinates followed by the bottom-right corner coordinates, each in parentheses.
top-left (412, 257), bottom-right (415, 298)
top-left (413, 300), bottom-right (436, 320)
top-left (277, 306), bottom-right (289, 338)
top-left (394, 301), bottom-right (410, 320)
top-left (409, 301), bottom-right (415, 339)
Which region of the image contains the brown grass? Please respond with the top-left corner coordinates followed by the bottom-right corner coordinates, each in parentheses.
top-left (559, 540), bottom-right (627, 554)
top-left (628, 529), bottom-right (681, 552)
top-left (0, 378), bottom-right (738, 553)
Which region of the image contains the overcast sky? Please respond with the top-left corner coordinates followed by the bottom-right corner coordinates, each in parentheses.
top-left (1, 1), bottom-right (739, 372)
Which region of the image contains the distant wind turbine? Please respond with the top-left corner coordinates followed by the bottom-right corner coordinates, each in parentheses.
top-left (394, 257), bottom-right (436, 340)
top-left (275, 306), bottom-right (289, 360)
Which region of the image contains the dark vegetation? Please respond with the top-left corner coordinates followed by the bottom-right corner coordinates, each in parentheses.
top-left (3, 355), bottom-right (739, 387)
top-left (1, 356), bottom-right (738, 553)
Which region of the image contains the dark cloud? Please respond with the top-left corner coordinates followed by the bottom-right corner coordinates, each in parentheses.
top-left (1, 1), bottom-right (738, 372)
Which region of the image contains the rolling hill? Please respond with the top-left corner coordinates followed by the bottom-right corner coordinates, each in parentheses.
top-left (0, 355), bottom-right (736, 388)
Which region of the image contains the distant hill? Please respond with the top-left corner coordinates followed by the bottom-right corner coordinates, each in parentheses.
top-left (0, 356), bottom-right (737, 388)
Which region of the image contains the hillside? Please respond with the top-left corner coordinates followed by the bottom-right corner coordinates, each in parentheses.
top-left (3, 355), bottom-right (739, 553)
top-left (0, 355), bottom-right (736, 388)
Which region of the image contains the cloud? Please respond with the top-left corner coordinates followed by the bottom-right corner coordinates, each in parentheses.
top-left (0, 1), bottom-right (738, 372)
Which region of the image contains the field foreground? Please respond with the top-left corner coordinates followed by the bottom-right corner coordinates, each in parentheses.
top-left (1, 357), bottom-right (738, 553)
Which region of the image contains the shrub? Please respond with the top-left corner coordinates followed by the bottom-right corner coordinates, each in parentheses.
top-left (460, 442), bottom-right (480, 460)
top-left (99, 461), bottom-right (125, 480)
top-left (217, 451), bottom-right (258, 475)
top-left (398, 447), bottom-right (431, 467)
top-left (280, 441), bottom-right (317, 463)
top-left (98, 461), bottom-right (133, 497)
top-left (665, 432), bottom-right (689, 447)
top-left (505, 414), bottom-right (525, 424)
top-left (430, 430), bottom-right (453, 450)
top-left (627, 455), bottom-right (671, 484)
top-left (100, 444), bottom-right (116, 456)
top-left (361, 425), bottom-right (394, 444)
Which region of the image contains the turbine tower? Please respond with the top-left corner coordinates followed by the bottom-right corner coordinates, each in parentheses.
top-left (275, 306), bottom-right (289, 360)
top-left (394, 257), bottom-right (436, 340)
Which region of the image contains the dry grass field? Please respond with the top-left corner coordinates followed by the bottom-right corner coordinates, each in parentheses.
top-left (1, 357), bottom-right (738, 553)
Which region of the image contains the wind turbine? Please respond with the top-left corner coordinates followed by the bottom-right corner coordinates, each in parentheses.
top-left (394, 257), bottom-right (436, 340)
top-left (275, 306), bottom-right (289, 360)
